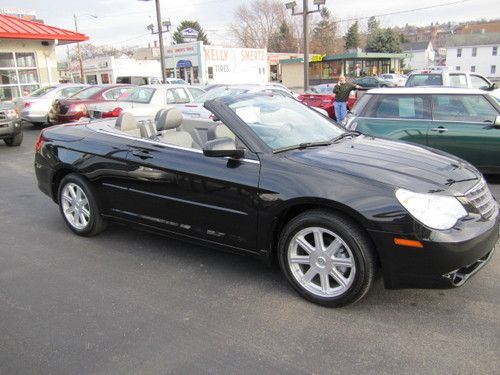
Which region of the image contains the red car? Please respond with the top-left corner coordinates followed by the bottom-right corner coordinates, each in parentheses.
top-left (298, 84), bottom-right (357, 120)
top-left (51, 84), bottom-right (135, 124)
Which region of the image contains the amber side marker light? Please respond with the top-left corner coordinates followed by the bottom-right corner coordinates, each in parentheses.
top-left (394, 238), bottom-right (424, 248)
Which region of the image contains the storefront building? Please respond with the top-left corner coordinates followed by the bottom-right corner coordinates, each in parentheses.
top-left (69, 55), bottom-right (162, 85)
top-left (0, 14), bottom-right (87, 101)
top-left (163, 42), bottom-right (268, 85)
top-left (280, 51), bottom-right (406, 89)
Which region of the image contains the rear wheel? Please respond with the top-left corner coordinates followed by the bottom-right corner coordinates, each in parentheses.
top-left (58, 174), bottom-right (107, 236)
top-left (4, 132), bottom-right (23, 146)
top-left (278, 209), bottom-right (377, 307)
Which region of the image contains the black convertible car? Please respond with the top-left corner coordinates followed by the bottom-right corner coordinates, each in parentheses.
top-left (34, 94), bottom-right (499, 307)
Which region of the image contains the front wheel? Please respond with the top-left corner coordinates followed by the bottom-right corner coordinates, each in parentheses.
top-left (4, 132), bottom-right (23, 146)
top-left (58, 174), bottom-right (107, 236)
top-left (278, 210), bottom-right (377, 307)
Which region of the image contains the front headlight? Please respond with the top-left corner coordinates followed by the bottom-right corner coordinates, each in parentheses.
top-left (395, 189), bottom-right (467, 230)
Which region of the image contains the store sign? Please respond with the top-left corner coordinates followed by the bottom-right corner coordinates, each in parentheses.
top-left (311, 54), bottom-right (326, 62)
top-left (181, 28), bottom-right (199, 42)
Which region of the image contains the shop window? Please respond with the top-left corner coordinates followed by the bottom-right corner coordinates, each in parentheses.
top-left (208, 67), bottom-right (214, 79)
top-left (18, 69), bottom-right (39, 84)
top-left (456, 49), bottom-right (462, 58)
top-left (16, 53), bottom-right (36, 67)
top-left (0, 86), bottom-right (20, 101)
top-left (470, 66), bottom-right (476, 72)
top-left (0, 52), bottom-right (15, 68)
top-left (492, 65), bottom-right (496, 75)
top-left (86, 75), bottom-right (98, 84)
top-left (493, 47), bottom-right (498, 56)
top-left (0, 70), bottom-right (18, 85)
top-left (101, 73), bottom-right (110, 84)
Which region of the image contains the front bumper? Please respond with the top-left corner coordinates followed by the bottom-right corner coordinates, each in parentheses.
top-left (369, 214), bottom-right (499, 289)
top-left (0, 119), bottom-right (22, 138)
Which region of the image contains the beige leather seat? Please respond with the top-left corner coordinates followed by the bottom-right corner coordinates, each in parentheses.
top-left (157, 108), bottom-right (196, 149)
top-left (115, 112), bottom-right (140, 137)
top-left (207, 123), bottom-right (235, 141)
top-left (139, 120), bottom-right (157, 139)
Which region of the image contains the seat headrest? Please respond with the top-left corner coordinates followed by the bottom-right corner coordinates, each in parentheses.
top-left (208, 123), bottom-right (235, 141)
top-left (154, 109), bottom-right (167, 131)
top-left (115, 112), bottom-right (137, 131)
top-left (158, 108), bottom-right (183, 130)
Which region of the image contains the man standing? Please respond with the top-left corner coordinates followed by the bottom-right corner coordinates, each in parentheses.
top-left (333, 76), bottom-right (358, 124)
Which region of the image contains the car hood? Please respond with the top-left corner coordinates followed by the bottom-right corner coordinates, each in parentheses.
top-left (285, 135), bottom-right (481, 195)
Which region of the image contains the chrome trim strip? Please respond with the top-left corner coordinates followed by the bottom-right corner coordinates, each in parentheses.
top-left (103, 182), bottom-right (248, 216)
top-left (92, 126), bottom-right (260, 165)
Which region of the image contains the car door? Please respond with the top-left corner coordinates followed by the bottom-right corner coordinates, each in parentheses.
top-left (125, 123), bottom-right (261, 251)
top-left (428, 94), bottom-right (500, 170)
top-left (355, 94), bottom-right (432, 145)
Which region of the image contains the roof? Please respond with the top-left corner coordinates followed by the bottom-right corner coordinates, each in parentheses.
top-left (367, 87), bottom-right (488, 95)
top-left (447, 32), bottom-right (500, 47)
top-left (324, 51), bottom-right (407, 61)
top-left (402, 41), bottom-right (431, 51)
top-left (0, 14), bottom-right (88, 44)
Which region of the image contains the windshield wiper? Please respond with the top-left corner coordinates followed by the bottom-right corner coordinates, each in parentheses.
top-left (273, 141), bottom-right (332, 154)
top-left (331, 131), bottom-right (361, 143)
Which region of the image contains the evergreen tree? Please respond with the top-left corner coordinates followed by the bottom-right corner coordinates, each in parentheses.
top-left (310, 7), bottom-right (337, 54)
top-left (173, 20), bottom-right (210, 45)
top-left (367, 16), bottom-right (379, 34)
top-left (268, 21), bottom-right (296, 52)
top-left (344, 21), bottom-right (360, 50)
top-left (366, 28), bottom-right (403, 53)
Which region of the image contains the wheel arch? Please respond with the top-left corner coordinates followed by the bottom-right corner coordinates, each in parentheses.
top-left (267, 198), bottom-right (380, 266)
top-left (51, 167), bottom-right (77, 203)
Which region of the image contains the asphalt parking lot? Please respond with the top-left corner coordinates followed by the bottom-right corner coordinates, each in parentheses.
top-left (0, 124), bottom-right (499, 375)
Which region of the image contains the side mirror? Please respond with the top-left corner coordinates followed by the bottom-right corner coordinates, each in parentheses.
top-left (494, 115), bottom-right (500, 129)
top-left (203, 137), bottom-right (244, 158)
top-left (489, 82), bottom-right (497, 91)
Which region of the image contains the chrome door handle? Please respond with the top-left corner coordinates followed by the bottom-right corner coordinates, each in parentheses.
top-left (431, 127), bottom-right (448, 132)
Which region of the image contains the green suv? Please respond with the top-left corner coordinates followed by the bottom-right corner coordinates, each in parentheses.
top-left (345, 88), bottom-right (500, 174)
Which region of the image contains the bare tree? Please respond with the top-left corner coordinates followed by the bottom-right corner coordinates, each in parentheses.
top-left (231, 0), bottom-right (294, 49)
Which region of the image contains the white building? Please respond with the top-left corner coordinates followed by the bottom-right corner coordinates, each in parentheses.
top-left (402, 41), bottom-right (435, 70)
top-left (446, 32), bottom-right (500, 80)
top-left (163, 41), bottom-right (268, 85)
top-left (69, 55), bottom-right (161, 84)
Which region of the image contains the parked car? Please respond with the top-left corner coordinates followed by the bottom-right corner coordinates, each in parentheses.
top-left (345, 87), bottom-right (500, 173)
top-left (116, 76), bottom-right (161, 85)
top-left (298, 84), bottom-right (357, 119)
top-left (405, 70), bottom-right (497, 93)
top-left (354, 76), bottom-right (395, 89)
top-left (49, 84), bottom-right (135, 124)
top-left (0, 102), bottom-right (22, 146)
top-left (378, 73), bottom-right (407, 86)
top-left (178, 84), bottom-right (298, 119)
top-left (164, 78), bottom-right (189, 85)
top-left (88, 84), bottom-right (205, 119)
top-left (35, 94), bottom-right (498, 307)
top-left (13, 84), bottom-right (88, 126)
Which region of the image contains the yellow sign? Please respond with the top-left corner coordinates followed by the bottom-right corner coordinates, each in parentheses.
top-left (311, 54), bottom-right (326, 62)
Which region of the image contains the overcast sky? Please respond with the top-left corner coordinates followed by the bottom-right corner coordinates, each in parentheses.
top-left (1, 0), bottom-right (499, 50)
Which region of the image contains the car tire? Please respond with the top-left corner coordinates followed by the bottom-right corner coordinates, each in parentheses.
top-left (278, 209), bottom-right (377, 307)
top-left (4, 132), bottom-right (23, 147)
top-left (58, 174), bottom-right (107, 237)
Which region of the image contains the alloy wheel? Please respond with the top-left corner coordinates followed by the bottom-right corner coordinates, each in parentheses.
top-left (287, 227), bottom-right (356, 298)
top-left (61, 183), bottom-right (91, 230)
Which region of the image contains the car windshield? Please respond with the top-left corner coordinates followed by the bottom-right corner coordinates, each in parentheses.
top-left (195, 87), bottom-right (249, 103)
top-left (312, 85), bottom-right (335, 94)
top-left (227, 96), bottom-right (344, 150)
top-left (168, 79), bottom-right (187, 84)
top-left (29, 86), bottom-right (56, 97)
top-left (406, 74), bottom-right (443, 87)
top-left (70, 86), bottom-right (103, 99)
top-left (122, 87), bottom-right (155, 103)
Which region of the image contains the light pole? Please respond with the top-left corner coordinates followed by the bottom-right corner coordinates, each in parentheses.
top-left (73, 14), bottom-right (97, 84)
top-left (139, 0), bottom-right (167, 83)
top-left (285, 0), bottom-right (326, 91)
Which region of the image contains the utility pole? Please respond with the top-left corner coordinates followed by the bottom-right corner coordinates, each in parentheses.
top-left (286, 0), bottom-right (326, 91)
top-left (154, 0), bottom-right (167, 83)
top-left (74, 15), bottom-right (85, 84)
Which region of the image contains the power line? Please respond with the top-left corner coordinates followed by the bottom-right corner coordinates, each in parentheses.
top-left (334, 0), bottom-right (474, 24)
